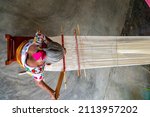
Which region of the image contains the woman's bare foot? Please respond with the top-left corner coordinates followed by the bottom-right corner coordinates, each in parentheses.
top-left (50, 92), bottom-right (56, 100)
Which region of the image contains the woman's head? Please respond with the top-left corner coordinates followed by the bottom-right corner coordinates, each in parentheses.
top-left (45, 41), bottom-right (65, 64)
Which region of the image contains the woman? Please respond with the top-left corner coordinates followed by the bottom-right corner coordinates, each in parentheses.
top-left (17, 31), bottom-right (65, 99)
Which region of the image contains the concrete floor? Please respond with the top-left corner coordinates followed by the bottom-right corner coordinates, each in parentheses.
top-left (0, 0), bottom-right (150, 100)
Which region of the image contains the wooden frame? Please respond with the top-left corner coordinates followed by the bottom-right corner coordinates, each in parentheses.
top-left (5, 34), bottom-right (33, 65)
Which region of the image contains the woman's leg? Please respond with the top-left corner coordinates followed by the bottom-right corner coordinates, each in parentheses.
top-left (35, 80), bottom-right (56, 100)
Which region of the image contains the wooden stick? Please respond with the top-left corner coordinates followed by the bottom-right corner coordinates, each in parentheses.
top-left (18, 71), bottom-right (27, 75)
top-left (74, 29), bottom-right (81, 77)
top-left (76, 24), bottom-right (86, 78)
top-left (61, 32), bottom-right (67, 89)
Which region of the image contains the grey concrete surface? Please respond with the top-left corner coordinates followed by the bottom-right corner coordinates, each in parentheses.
top-left (0, 0), bottom-right (150, 100)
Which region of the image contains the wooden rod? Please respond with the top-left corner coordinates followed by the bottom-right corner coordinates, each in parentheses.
top-left (74, 29), bottom-right (81, 77)
top-left (61, 33), bottom-right (67, 89)
top-left (61, 33), bottom-right (66, 71)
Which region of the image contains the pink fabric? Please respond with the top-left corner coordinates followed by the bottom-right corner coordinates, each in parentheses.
top-left (32, 50), bottom-right (46, 61)
top-left (145, 0), bottom-right (150, 7)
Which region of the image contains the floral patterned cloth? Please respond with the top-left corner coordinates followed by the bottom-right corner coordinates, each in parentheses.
top-left (34, 32), bottom-right (47, 46)
top-left (21, 39), bottom-right (45, 81)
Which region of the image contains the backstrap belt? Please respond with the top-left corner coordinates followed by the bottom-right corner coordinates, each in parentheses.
top-left (16, 40), bottom-right (28, 68)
